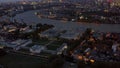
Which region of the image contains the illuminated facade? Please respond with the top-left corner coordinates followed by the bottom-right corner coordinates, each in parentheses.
top-left (111, 0), bottom-right (120, 6)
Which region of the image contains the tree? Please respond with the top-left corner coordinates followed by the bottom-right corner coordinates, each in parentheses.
top-left (29, 25), bottom-right (32, 29)
top-left (0, 49), bottom-right (6, 57)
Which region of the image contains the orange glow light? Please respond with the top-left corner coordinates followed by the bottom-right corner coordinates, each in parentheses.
top-left (78, 56), bottom-right (83, 60)
top-left (90, 59), bottom-right (95, 63)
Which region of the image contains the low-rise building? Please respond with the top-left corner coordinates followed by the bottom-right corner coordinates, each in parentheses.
top-left (39, 28), bottom-right (61, 39)
top-left (20, 27), bottom-right (34, 33)
top-left (45, 43), bottom-right (68, 55)
top-left (30, 45), bottom-right (46, 53)
top-left (56, 43), bottom-right (68, 55)
top-left (112, 42), bottom-right (119, 53)
top-left (60, 30), bottom-right (82, 40)
top-left (0, 39), bottom-right (32, 50)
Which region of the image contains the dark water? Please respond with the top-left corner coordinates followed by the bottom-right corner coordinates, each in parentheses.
top-left (14, 10), bottom-right (120, 33)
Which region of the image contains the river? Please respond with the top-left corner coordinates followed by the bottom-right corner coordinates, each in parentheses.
top-left (13, 10), bottom-right (120, 33)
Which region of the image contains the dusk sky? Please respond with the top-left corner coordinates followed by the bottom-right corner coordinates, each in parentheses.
top-left (0, 0), bottom-right (20, 2)
top-left (0, 0), bottom-right (34, 3)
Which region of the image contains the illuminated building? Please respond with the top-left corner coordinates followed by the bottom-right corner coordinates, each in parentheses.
top-left (111, 0), bottom-right (120, 6)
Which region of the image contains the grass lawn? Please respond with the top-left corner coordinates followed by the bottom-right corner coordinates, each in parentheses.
top-left (0, 53), bottom-right (47, 68)
top-left (52, 41), bottom-right (64, 45)
top-left (26, 43), bottom-right (34, 47)
top-left (40, 52), bottom-right (52, 58)
top-left (47, 45), bottom-right (59, 50)
top-left (47, 41), bottom-right (63, 50)
top-left (18, 48), bottom-right (30, 53)
top-left (26, 38), bottom-right (50, 48)
top-left (33, 38), bottom-right (50, 45)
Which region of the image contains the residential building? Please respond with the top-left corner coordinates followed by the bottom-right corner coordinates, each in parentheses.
top-left (30, 45), bottom-right (46, 53)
